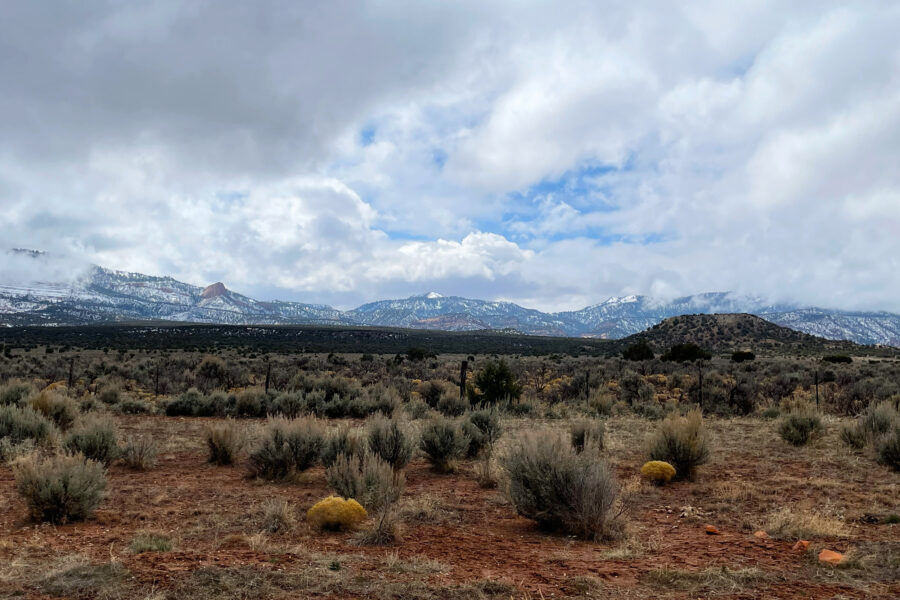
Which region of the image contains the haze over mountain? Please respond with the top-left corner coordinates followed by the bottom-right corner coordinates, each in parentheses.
top-left (2, 253), bottom-right (899, 348)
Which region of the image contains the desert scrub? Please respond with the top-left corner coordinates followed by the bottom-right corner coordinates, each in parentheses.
top-left (0, 381), bottom-right (35, 407)
top-left (366, 415), bottom-right (415, 470)
top-left (63, 415), bottom-right (119, 465)
top-left (130, 531), bottom-right (173, 553)
top-left (260, 498), bottom-right (296, 533)
top-left (15, 453), bottom-right (107, 523)
top-left (306, 496), bottom-right (368, 531)
top-left (877, 426), bottom-right (900, 471)
top-left (647, 409), bottom-right (710, 481)
top-left (420, 416), bottom-right (469, 473)
top-left (571, 420), bottom-right (605, 453)
top-left (248, 417), bottom-right (325, 480)
top-left (121, 435), bottom-right (158, 470)
top-left (502, 431), bottom-right (620, 541)
top-left (641, 460), bottom-right (676, 484)
top-left (97, 386), bottom-right (121, 405)
top-left (778, 411), bottom-right (823, 446)
top-left (205, 420), bottom-right (246, 466)
top-left (326, 453), bottom-right (404, 511)
top-left (320, 426), bottom-right (364, 467)
top-left (0, 404), bottom-right (56, 446)
top-left (840, 423), bottom-right (867, 449)
top-left (463, 406), bottom-right (503, 458)
top-left (860, 402), bottom-right (898, 440)
top-left (29, 390), bottom-right (79, 430)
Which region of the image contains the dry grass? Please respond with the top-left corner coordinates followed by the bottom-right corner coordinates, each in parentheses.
top-left (645, 566), bottom-right (773, 595)
top-left (763, 506), bottom-right (851, 540)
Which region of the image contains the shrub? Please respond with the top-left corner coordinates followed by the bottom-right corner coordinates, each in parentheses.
top-left (117, 398), bottom-right (152, 415)
top-left (731, 350), bottom-right (756, 363)
top-left (129, 532), bottom-right (173, 553)
top-left (618, 371), bottom-right (655, 407)
top-left (121, 435), bottom-right (158, 470)
top-left (260, 498), bottom-right (296, 534)
top-left (29, 391), bottom-right (79, 430)
top-left (860, 402), bottom-right (898, 440)
top-left (502, 431), bottom-right (620, 541)
top-left (877, 426), bottom-right (900, 471)
top-left (436, 392), bottom-right (468, 417)
top-left (233, 388), bottom-right (268, 418)
top-left (822, 355), bottom-right (852, 364)
top-left (622, 341), bottom-right (654, 361)
top-left (306, 496), bottom-right (367, 531)
top-left (640, 460), bottom-right (676, 484)
top-left (778, 412), bottom-right (822, 446)
top-left (205, 420), bottom-right (246, 466)
top-left (366, 416), bottom-right (415, 471)
top-left (463, 407), bottom-right (503, 458)
top-left (420, 417), bottom-right (469, 473)
top-left (97, 386), bottom-right (121, 405)
top-left (570, 420), bottom-right (605, 453)
top-left (64, 415), bottom-right (119, 466)
top-left (419, 381), bottom-right (446, 408)
top-left (270, 392), bottom-right (307, 419)
top-left (165, 388), bottom-right (205, 417)
top-left (661, 343), bottom-right (711, 362)
top-left (0, 381), bottom-right (35, 407)
top-left (248, 417), bottom-right (325, 480)
top-left (15, 454), bottom-right (107, 523)
top-left (647, 409), bottom-right (710, 481)
top-left (0, 405), bottom-right (56, 446)
top-left (470, 360), bottom-right (522, 405)
top-left (839, 423), bottom-right (866, 449)
top-left (326, 453), bottom-right (404, 511)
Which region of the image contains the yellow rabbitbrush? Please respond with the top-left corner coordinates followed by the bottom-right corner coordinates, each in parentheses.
top-left (641, 460), bottom-right (676, 484)
top-left (306, 496), bottom-right (367, 531)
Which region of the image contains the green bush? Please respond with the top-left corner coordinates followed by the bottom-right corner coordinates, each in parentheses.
top-left (647, 409), bottom-right (710, 480)
top-left (778, 412), bottom-right (823, 446)
top-left (15, 454), bottom-right (107, 524)
top-left (130, 532), bottom-right (173, 553)
top-left (248, 417), bottom-right (325, 480)
top-left (463, 407), bottom-right (503, 458)
top-left (437, 392), bottom-right (467, 417)
top-left (233, 388), bottom-right (268, 418)
top-left (469, 360), bottom-right (522, 405)
top-left (502, 431), bottom-right (620, 540)
top-left (0, 381), bottom-right (35, 407)
top-left (366, 415), bottom-right (415, 470)
top-left (320, 426), bottom-right (363, 467)
top-left (822, 355), bottom-right (852, 364)
top-left (64, 416), bottom-right (120, 466)
top-left (622, 341), bottom-right (654, 361)
top-left (860, 402), bottom-right (898, 440)
top-left (326, 452), bottom-right (404, 511)
top-left (0, 405), bottom-right (56, 446)
top-left (570, 420), bottom-right (605, 453)
top-left (877, 427), bottom-right (900, 471)
top-left (204, 420), bottom-right (246, 466)
top-left (165, 388), bottom-right (205, 417)
top-left (97, 386), bottom-right (121, 405)
top-left (661, 343), bottom-right (711, 362)
top-left (270, 392), bottom-right (307, 419)
top-left (731, 350), bottom-right (756, 363)
top-left (420, 417), bottom-right (469, 473)
top-left (116, 398), bottom-right (152, 415)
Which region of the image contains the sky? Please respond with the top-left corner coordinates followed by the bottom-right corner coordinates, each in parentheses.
top-left (1, 1), bottom-right (899, 312)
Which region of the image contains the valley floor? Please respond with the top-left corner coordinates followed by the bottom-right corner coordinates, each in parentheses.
top-left (1, 415), bottom-right (899, 599)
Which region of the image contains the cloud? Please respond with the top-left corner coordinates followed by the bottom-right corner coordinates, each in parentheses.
top-left (0, 1), bottom-right (899, 313)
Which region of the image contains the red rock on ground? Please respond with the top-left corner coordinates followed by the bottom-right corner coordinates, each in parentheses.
top-left (792, 540), bottom-right (810, 551)
top-left (753, 530), bottom-right (769, 539)
top-left (818, 549), bottom-right (844, 565)
top-left (704, 525), bottom-right (720, 535)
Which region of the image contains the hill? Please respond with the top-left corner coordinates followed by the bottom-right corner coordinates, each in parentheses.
top-left (617, 313), bottom-right (896, 357)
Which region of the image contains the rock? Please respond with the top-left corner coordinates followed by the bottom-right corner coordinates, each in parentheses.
top-left (753, 530), bottom-right (769, 539)
top-left (818, 549), bottom-right (844, 565)
top-left (792, 540), bottom-right (810, 551)
top-left (704, 525), bottom-right (720, 535)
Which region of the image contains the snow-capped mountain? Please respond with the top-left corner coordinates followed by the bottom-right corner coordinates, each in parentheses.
top-left (2, 251), bottom-right (899, 347)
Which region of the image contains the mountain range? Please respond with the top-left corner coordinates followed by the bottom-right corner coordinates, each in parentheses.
top-left (2, 252), bottom-right (899, 347)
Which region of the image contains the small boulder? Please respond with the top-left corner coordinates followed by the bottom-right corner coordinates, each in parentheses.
top-left (753, 530), bottom-right (769, 539)
top-left (818, 549), bottom-right (844, 565)
top-left (792, 540), bottom-right (810, 552)
top-left (704, 525), bottom-right (720, 535)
